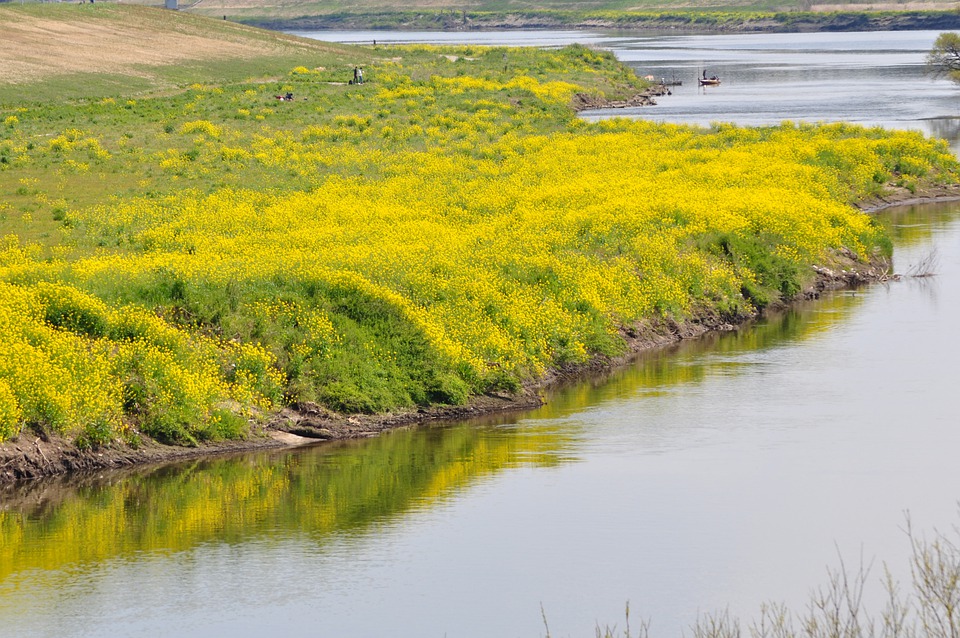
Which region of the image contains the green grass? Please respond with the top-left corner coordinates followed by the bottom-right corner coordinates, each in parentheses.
top-left (2, 38), bottom-right (643, 225)
top-left (9, 0), bottom-right (960, 23)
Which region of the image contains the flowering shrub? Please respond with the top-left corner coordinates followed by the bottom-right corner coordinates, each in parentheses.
top-left (0, 279), bottom-right (280, 445)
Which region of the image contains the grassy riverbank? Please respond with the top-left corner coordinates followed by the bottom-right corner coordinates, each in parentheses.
top-left (248, 8), bottom-right (960, 33)
top-left (11, 0), bottom-right (960, 31)
top-left (108, 0), bottom-right (960, 32)
top-left (1, 4), bottom-right (957, 463)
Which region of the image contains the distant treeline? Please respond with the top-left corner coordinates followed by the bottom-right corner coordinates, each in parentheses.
top-left (248, 9), bottom-right (960, 33)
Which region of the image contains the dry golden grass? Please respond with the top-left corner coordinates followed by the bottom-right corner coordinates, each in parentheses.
top-left (0, 5), bottom-right (345, 85)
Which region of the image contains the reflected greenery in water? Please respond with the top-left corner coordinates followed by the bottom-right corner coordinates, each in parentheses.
top-left (534, 201), bottom-right (959, 424)
top-left (534, 289), bottom-right (865, 421)
top-left (0, 422), bottom-right (573, 585)
top-left (880, 201), bottom-right (960, 247)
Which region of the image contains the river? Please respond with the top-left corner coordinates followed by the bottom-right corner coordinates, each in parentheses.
top-left (2, 31), bottom-right (960, 638)
top-left (294, 29), bottom-right (960, 153)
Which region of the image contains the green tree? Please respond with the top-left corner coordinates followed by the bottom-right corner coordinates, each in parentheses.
top-left (928, 32), bottom-right (960, 82)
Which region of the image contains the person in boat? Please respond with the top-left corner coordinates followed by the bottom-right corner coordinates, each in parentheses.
top-left (700, 70), bottom-right (720, 84)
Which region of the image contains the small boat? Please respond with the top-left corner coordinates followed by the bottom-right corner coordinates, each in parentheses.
top-left (698, 76), bottom-right (721, 86)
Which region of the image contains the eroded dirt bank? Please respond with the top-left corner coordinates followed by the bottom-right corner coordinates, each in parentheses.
top-left (0, 391), bottom-right (548, 483)
top-left (855, 183), bottom-right (960, 213)
top-left (571, 84), bottom-right (672, 111)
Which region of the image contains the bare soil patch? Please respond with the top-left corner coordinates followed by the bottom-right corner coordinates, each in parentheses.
top-left (0, 390), bottom-right (544, 482)
top-left (0, 11), bottom-right (242, 83)
top-left (0, 6), bottom-right (336, 85)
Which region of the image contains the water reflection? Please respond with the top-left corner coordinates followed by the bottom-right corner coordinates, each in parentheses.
top-left (882, 199), bottom-right (960, 246)
top-left (0, 273), bottom-right (870, 615)
top-left (532, 291), bottom-right (863, 423)
top-left (582, 31), bottom-right (960, 152)
top-left (0, 422), bottom-right (574, 586)
top-left (925, 116), bottom-right (960, 146)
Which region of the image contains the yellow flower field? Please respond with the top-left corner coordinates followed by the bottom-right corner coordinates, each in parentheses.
top-left (1, 42), bottom-right (956, 446)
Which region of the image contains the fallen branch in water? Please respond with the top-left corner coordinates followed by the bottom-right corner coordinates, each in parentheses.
top-left (33, 438), bottom-right (49, 465)
top-left (906, 248), bottom-right (940, 278)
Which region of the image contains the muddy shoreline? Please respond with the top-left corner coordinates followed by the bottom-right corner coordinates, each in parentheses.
top-left (571, 84), bottom-right (672, 111)
top-left (855, 183), bottom-right (960, 213)
top-left (2, 185), bottom-right (957, 484)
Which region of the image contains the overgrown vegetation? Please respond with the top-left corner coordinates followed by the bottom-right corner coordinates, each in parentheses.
top-left (1, 5), bottom-right (957, 447)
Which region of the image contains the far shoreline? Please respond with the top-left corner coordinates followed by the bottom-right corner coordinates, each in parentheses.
top-left (241, 9), bottom-right (960, 35)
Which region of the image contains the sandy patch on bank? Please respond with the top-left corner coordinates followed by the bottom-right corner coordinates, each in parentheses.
top-left (0, 7), bottom-right (303, 84)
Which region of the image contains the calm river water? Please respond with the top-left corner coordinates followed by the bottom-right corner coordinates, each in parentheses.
top-left (297, 29), bottom-right (960, 152)
top-left (2, 31), bottom-right (959, 638)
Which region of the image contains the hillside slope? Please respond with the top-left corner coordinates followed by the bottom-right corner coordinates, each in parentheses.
top-left (0, 4), bottom-right (363, 101)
